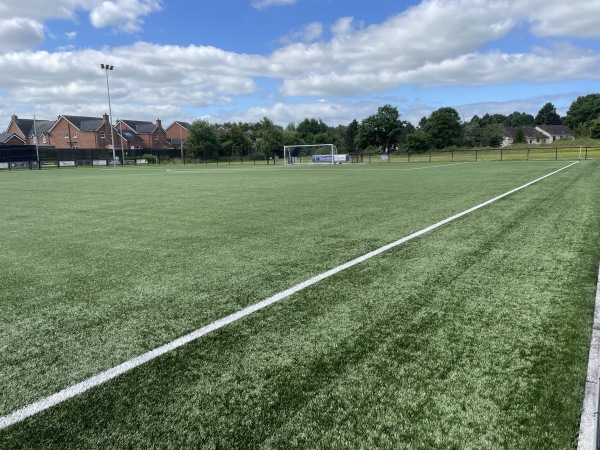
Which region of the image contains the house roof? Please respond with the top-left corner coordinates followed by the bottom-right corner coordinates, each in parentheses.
top-left (116, 129), bottom-right (144, 142)
top-left (120, 119), bottom-right (157, 134)
top-left (536, 125), bottom-right (573, 136)
top-left (47, 115), bottom-right (105, 133)
top-left (504, 127), bottom-right (546, 139)
top-left (0, 133), bottom-right (26, 144)
top-left (31, 120), bottom-right (56, 136)
top-left (62, 115), bottom-right (105, 131)
top-left (168, 138), bottom-right (187, 146)
top-left (10, 117), bottom-right (53, 137)
top-left (167, 121), bottom-right (191, 130)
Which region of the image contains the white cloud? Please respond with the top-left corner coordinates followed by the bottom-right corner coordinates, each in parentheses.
top-left (252, 0), bottom-right (296, 9)
top-left (280, 22), bottom-right (323, 44)
top-left (89, 0), bottom-right (162, 33)
top-left (208, 100), bottom-right (379, 126)
top-left (0, 0), bottom-right (163, 51)
top-left (522, 1), bottom-right (600, 38)
top-left (0, 18), bottom-right (45, 52)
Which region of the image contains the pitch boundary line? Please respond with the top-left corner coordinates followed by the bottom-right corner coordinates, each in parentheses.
top-left (0, 161), bottom-right (579, 430)
top-left (577, 263), bottom-right (600, 449)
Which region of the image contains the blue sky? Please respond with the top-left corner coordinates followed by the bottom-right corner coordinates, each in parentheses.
top-left (1, 0), bottom-right (599, 129)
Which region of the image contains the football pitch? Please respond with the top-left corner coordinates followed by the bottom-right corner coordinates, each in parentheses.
top-left (1, 161), bottom-right (600, 448)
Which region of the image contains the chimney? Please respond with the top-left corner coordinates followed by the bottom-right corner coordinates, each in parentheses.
top-left (103, 113), bottom-right (109, 124)
top-left (11, 114), bottom-right (17, 121)
top-left (156, 118), bottom-right (162, 129)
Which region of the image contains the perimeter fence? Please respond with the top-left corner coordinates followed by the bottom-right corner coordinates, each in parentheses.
top-left (1, 145), bottom-right (599, 171)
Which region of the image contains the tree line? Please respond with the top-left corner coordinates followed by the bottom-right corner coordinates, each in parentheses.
top-left (186, 93), bottom-right (600, 158)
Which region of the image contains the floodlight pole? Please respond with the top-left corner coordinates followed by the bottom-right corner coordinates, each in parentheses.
top-left (179, 122), bottom-right (184, 164)
top-left (101, 64), bottom-right (117, 167)
top-left (33, 114), bottom-right (40, 170)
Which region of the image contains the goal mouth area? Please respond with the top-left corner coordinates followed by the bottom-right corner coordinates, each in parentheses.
top-left (284, 144), bottom-right (338, 165)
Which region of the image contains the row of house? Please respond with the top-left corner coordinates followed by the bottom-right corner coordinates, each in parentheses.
top-left (0, 114), bottom-right (192, 150)
top-left (1, 115), bottom-right (575, 150)
top-left (502, 125), bottom-right (574, 146)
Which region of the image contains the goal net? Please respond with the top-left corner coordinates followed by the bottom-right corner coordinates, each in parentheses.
top-left (283, 144), bottom-right (338, 165)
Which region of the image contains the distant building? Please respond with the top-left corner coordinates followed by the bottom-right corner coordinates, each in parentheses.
top-left (503, 125), bottom-right (574, 146)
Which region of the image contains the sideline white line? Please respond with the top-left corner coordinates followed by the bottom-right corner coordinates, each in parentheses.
top-left (0, 161), bottom-right (579, 430)
top-left (163, 163), bottom-right (467, 173)
top-left (578, 263), bottom-right (600, 450)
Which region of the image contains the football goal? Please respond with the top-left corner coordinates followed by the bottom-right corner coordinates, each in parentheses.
top-left (284, 144), bottom-right (346, 165)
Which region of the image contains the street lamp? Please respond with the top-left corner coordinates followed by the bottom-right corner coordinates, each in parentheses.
top-left (101, 63), bottom-right (117, 167)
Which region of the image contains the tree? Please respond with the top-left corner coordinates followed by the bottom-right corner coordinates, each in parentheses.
top-left (514, 127), bottom-right (526, 144)
top-left (188, 119), bottom-right (220, 159)
top-left (220, 125), bottom-right (249, 157)
top-left (297, 118), bottom-right (330, 144)
top-left (461, 121), bottom-right (482, 147)
top-left (404, 131), bottom-right (431, 153)
top-left (481, 123), bottom-right (505, 147)
top-left (344, 119), bottom-right (359, 153)
top-left (591, 117), bottom-right (600, 139)
top-left (423, 107), bottom-right (461, 149)
top-left (256, 117), bottom-right (284, 158)
top-left (356, 105), bottom-right (404, 152)
top-left (282, 128), bottom-right (300, 147)
top-left (565, 93), bottom-right (600, 131)
top-left (534, 102), bottom-right (562, 125)
top-left (478, 113), bottom-right (507, 127)
top-left (506, 111), bottom-right (534, 127)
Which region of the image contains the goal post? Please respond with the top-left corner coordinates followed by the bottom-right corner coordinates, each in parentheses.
top-left (283, 144), bottom-right (339, 165)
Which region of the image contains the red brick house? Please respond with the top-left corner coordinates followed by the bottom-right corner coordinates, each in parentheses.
top-left (116, 119), bottom-right (170, 149)
top-left (47, 114), bottom-right (117, 149)
top-left (165, 121), bottom-right (190, 148)
top-left (5, 115), bottom-right (55, 145)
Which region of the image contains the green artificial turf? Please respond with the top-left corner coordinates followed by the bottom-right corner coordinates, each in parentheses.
top-left (1, 161), bottom-right (600, 448)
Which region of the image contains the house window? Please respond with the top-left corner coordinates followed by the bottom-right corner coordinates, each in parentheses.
top-left (73, 132), bottom-right (77, 139)
top-left (154, 134), bottom-right (158, 140)
top-left (42, 135), bottom-right (47, 144)
top-left (100, 131), bottom-right (105, 139)
top-left (64, 131), bottom-right (69, 138)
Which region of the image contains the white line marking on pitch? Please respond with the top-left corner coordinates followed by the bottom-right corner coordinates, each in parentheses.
top-left (0, 161), bottom-right (579, 430)
top-left (163, 162), bottom-right (468, 173)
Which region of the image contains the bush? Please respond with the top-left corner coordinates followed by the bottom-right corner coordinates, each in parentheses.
top-left (142, 153), bottom-right (158, 164)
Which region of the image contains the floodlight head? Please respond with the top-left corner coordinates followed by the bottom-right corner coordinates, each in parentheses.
top-left (100, 64), bottom-right (114, 70)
